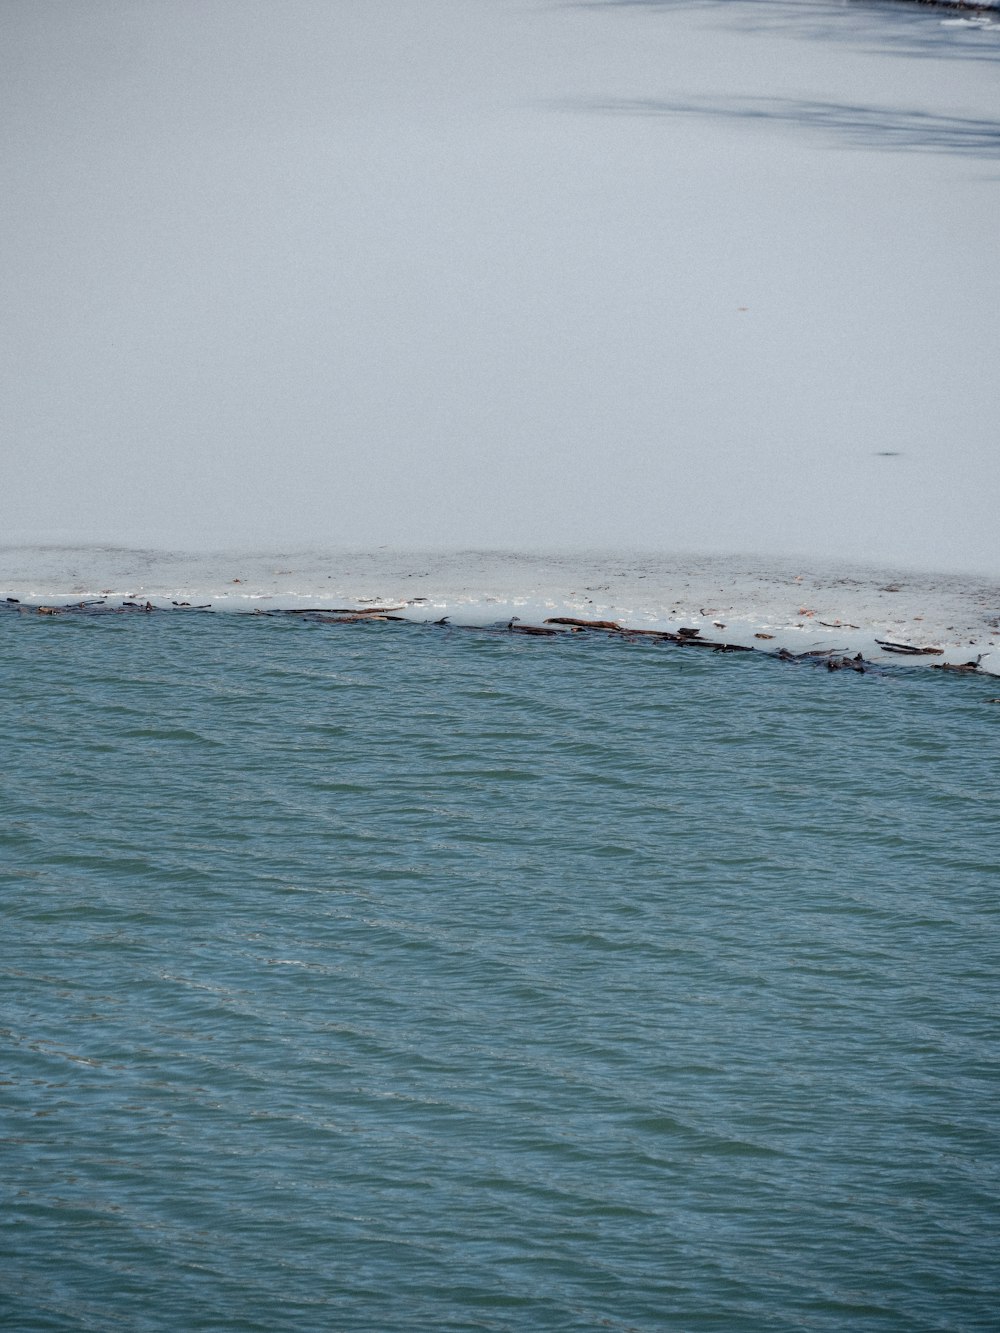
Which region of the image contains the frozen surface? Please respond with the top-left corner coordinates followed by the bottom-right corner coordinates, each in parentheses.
top-left (1, 0), bottom-right (999, 574)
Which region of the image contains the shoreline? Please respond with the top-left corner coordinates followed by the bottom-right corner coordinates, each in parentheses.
top-left (3, 546), bottom-right (997, 676)
top-left (4, 596), bottom-right (995, 682)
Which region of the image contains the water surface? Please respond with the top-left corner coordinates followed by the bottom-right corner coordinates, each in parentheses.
top-left (3, 614), bottom-right (997, 1330)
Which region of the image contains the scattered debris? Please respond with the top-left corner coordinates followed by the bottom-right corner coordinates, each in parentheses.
top-left (3, 597), bottom-right (994, 685)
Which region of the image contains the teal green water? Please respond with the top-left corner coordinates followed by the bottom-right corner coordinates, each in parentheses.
top-left (2, 614), bottom-right (998, 1331)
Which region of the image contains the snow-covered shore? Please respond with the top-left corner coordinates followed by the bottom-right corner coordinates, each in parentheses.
top-left (3, 547), bottom-right (997, 674)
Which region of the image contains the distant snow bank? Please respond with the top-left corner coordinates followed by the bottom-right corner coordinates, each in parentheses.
top-left (3, 547), bottom-right (998, 675)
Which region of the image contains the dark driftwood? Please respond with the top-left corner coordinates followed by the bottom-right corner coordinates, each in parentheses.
top-left (777, 648), bottom-right (840, 659)
top-left (827, 655), bottom-right (868, 673)
top-left (544, 617), bottom-right (622, 630)
top-left (777, 647), bottom-right (869, 673)
top-left (875, 640), bottom-right (944, 655)
top-left (509, 623), bottom-right (559, 636)
top-left (619, 628), bottom-right (682, 640)
top-left (314, 614), bottom-right (409, 624)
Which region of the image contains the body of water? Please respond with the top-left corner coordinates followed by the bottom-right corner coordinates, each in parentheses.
top-left (3, 610), bottom-right (998, 1330)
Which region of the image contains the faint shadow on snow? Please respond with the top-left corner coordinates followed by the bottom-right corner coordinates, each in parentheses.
top-left (578, 0), bottom-right (1000, 64)
top-left (572, 95), bottom-right (1000, 157)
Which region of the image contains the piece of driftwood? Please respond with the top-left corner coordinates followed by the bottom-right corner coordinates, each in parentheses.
top-left (544, 617), bottom-right (622, 630)
top-left (932, 657), bottom-right (983, 673)
top-left (618, 627), bottom-right (682, 640)
top-left (826, 654), bottom-right (867, 673)
top-left (508, 621), bottom-right (559, 636)
top-left (875, 640), bottom-right (944, 655)
top-left (776, 647), bottom-right (868, 672)
top-left (313, 614), bottom-right (397, 624)
top-left (777, 647), bottom-right (842, 659)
